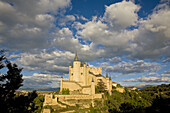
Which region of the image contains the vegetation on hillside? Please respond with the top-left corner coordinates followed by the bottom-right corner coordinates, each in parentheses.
top-left (92, 84), bottom-right (170, 113)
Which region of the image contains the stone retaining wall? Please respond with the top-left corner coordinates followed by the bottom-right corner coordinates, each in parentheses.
top-left (43, 94), bottom-right (102, 106)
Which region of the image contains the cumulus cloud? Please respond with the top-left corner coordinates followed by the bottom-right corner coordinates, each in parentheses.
top-left (7, 54), bottom-right (20, 59)
top-left (161, 74), bottom-right (170, 77)
top-left (22, 73), bottom-right (60, 88)
top-left (123, 78), bottom-right (137, 82)
top-left (103, 0), bottom-right (140, 29)
top-left (0, 0), bottom-right (71, 50)
top-left (76, 17), bottom-right (138, 59)
top-left (77, 18), bottom-right (108, 42)
top-left (132, 3), bottom-right (170, 59)
top-left (148, 72), bottom-right (158, 76)
top-left (14, 50), bottom-right (75, 74)
top-left (80, 16), bottom-right (88, 21)
top-left (58, 15), bottom-right (76, 26)
top-left (124, 76), bottom-right (170, 83)
top-left (108, 57), bottom-right (121, 63)
top-left (76, 0), bottom-right (170, 60)
top-left (103, 60), bottom-right (161, 74)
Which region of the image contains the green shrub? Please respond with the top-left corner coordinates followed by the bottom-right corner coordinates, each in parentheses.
top-left (62, 88), bottom-right (70, 95)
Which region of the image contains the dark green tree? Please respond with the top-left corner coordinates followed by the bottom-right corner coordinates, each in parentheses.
top-left (96, 79), bottom-right (107, 93)
top-left (0, 50), bottom-right (38, 113)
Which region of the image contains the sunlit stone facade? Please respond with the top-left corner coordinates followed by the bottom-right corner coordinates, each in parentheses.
top-left (60, 53), bottom-right (112, 95)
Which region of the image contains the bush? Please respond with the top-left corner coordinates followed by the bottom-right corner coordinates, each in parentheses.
top-left (117, 84), bottom-right (123, 88)
top-left (62, 88), bottom-right (70, 95)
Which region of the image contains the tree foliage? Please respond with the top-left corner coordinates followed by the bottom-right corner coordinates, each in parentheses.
top-left (0, 50), bottom-right (38, 113)
top-left (62, 88), bottom-right (70, 95)
top-left (93, 84), bottom-right (170, 113)
top-left (95, 79), bottom-right (107, 93)
top-left (32, 95), bottom-right (44, 113)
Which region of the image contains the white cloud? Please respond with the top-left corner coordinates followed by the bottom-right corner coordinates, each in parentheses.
top-left (32, 73), bottom-right (59, 78)
top-left (148, 72), bottom-right (158, 75)
top-left (66, 15), bottom-right (76, 21)
top-left (124, 76), bottom-right (170, 83)
top-left (15, 50), bottom-right (74, 74)
top-left (103, 60), bottom-right (161, 74)
top-left (0, 0), bottom-right (71, 50)
top-left (108, 57), bottom-right (121, 63)
top-left (161, 74), bottom-right (170, 77)
top-left (58, 28), bottom-right (73, 37)
top-left (80, 16), bottom-right (88, 21)
top-left (75, 0), bottom-right (170, 60)
top-left (77, 19), bottom-right (108, 41)
top-left (22, 73), bottom-right (61, 88)
top-left (124, 78), bottom-right (137, 82)
top-left (35, 14), bottom-right (55, 27)
top-left (7, 54), bottom-right (20, 59)
top-left (58, 15), bottom-right (76, 26)
top-left (132, 3), bottom-right (170, 59)
top-left (104, 0), bottom-right (140, 29)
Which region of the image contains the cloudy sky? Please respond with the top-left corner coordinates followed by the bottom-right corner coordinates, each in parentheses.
top-left (0, 0), bottom-right (170, 89)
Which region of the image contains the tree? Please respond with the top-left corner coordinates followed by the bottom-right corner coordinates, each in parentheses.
top-left (0, 50), bottom-right (38, 113)
top-left (119, 102), bottom-right (134, 113)
top-left (96, 79), bottom-right (107, 93)
top-left (32, 95), bottom-right (44, 113)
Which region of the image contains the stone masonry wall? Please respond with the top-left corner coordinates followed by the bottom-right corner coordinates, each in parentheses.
top-left (63, 81), bottom-right (82, 91)
top-left (43, 94), bottom-right (102, 106)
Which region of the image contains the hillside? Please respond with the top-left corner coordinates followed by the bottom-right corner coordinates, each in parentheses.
top-left (91, 84), bottom-right (170, 113)
top-left (15, 84), bottom-right (170, 113)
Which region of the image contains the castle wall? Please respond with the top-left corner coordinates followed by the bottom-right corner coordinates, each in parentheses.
top-left (89, 67), bottom-right (102, 75)
top-left (43, 94), bottom-right (103, 111)
top-left (82, 86), bottom-right (91, 95)
top-left (62, 81), bottom-right (82, 91)
top-left (54, 94), bottom-right (102, 100)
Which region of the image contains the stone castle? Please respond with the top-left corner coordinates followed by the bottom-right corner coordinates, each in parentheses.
top-left (43, 54), bottom-right (114, 112)
top-left (60, 53), bottom-right (113, 95)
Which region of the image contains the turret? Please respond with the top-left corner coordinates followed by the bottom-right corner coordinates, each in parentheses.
top-left (73, 53), bottom-right (81, 82)
top-left (91, 78), bottom-right (95, 95)
top-left (106, 73), bottom-right (108, 78)
top-left (74, 52), bottom-right (79, 61)
top-left (106, 73), bottom-right (109, 92)
top-left (109, 76), bottom-right (112, 95)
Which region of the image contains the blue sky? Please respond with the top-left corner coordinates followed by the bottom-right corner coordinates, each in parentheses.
top-left (0, 0), bottom-right (170, 89)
